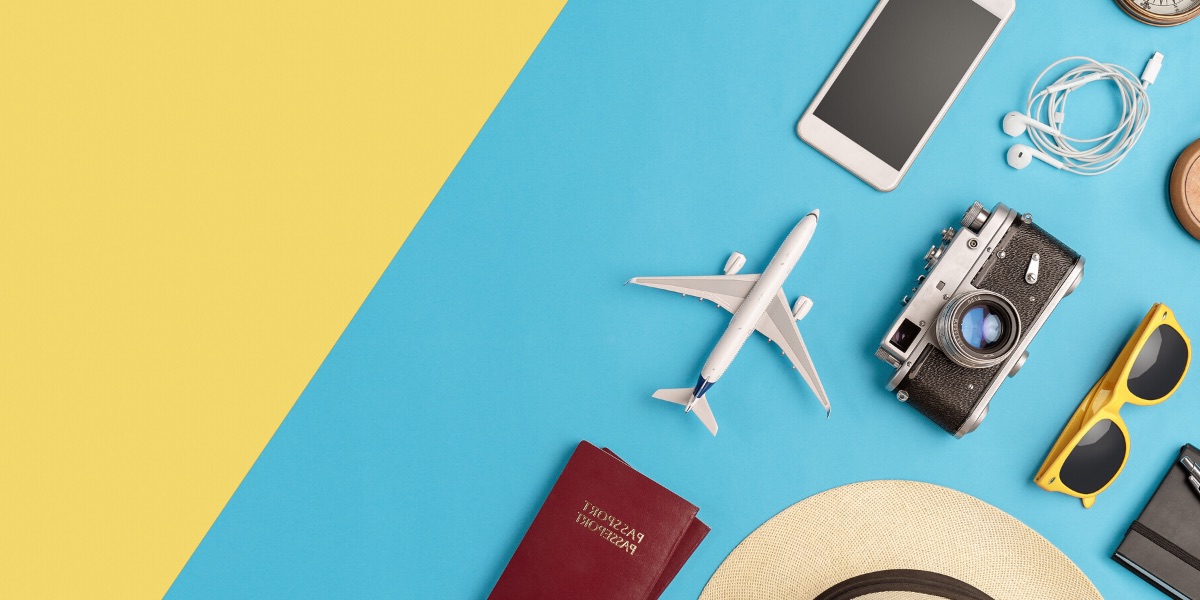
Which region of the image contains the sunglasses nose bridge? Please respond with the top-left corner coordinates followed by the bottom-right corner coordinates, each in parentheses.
top-left (1084, 385), bottom-right (1119, 419)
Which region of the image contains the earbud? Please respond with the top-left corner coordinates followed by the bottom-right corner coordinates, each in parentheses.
top-left (1007, 144), bottom-right (1064, 170)
top-left (1002, 112), bottom-right (1062, 138)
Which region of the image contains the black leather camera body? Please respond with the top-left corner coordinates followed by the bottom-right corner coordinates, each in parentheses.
top-left (876, 202), bottom-right (1084, 437)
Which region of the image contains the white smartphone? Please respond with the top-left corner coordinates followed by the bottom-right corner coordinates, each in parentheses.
top-left (797, 0), bottom-right (1015, 192)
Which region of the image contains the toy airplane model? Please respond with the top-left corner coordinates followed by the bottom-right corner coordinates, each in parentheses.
top-left (628, 210), bottom-right (830, 435)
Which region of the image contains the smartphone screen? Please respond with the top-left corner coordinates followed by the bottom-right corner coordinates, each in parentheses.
top-left (812, 0), bottom-right (1000, 170)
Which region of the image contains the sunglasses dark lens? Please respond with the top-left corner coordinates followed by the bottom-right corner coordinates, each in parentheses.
top-left (1128, 325), bottom-right (1189, 401)
top-left (1060, 419), bottom-right (1127, 495)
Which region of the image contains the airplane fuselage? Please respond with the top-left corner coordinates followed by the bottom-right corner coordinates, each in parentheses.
top-left (691, 212), bottom-right (817, 402)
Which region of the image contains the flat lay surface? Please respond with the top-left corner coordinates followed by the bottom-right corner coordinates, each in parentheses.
top-left (155, 1), bottom-right (1200, 597)
top-left (0, 1), bottom-right (564, 597)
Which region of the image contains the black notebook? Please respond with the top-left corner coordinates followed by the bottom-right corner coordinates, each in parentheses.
top-left (1114, 444), bottom-right (1200, 599)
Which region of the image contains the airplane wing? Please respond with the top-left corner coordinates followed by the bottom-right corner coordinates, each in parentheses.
top-left (754, 290), bottom-right (831, 415)
top-left (626, 275), bottom-right (759, 314)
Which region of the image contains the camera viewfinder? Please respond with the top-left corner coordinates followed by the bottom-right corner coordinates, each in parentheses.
top-left (890, 319), bottom-right (922, 353)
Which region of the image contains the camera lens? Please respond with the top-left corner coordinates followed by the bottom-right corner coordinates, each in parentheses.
top-left (936, 292), bottom-right (1021, 369)
top-left (960, 304), bottom-right (1005, 350)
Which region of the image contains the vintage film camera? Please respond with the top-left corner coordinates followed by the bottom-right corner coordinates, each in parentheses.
top-left (876, 202), bottom-right (1084, 437)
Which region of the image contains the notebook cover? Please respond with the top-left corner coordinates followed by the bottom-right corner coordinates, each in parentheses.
top-left (1113, 444), bottom-right (1200, 600)
top-left (490, 441), bottom-right (704, 600)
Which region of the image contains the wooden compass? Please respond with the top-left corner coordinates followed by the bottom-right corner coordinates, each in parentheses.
top-left (1115, 0), bottom-right (1200, 26)
top-left (1170, 140), bottom-right (1200, 241)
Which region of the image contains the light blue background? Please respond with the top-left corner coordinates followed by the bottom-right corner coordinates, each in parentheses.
top-left (168, 1), bottom-right (1200, 597)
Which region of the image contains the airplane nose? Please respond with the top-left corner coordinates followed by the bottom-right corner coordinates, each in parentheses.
top-left (809, 209), bottom-right (820, 220)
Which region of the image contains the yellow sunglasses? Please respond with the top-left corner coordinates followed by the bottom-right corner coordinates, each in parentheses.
top-left (1035, 303), bottom-right (1191, 508)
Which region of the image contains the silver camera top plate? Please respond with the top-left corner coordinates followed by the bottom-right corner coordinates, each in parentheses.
top-left (880, 203), bottom-right (1018, 390)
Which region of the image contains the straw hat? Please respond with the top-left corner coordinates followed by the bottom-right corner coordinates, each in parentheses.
top-left (700, 481), bottom-right (1100, 600)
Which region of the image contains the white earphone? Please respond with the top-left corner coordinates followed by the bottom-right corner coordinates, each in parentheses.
top-left (1003, 53), bottom-right (1163, 175)
top-left (1001, 111), bottom-right (1061, 138)
top-left (1007, 144), bottom-right (1063, 170)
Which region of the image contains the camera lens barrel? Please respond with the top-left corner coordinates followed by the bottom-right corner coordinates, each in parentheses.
top-left (935, 291), bottom-right (1022, 369)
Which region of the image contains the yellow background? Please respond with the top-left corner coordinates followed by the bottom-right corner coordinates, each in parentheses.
top-left (0, 2), bottom-right (564, 597)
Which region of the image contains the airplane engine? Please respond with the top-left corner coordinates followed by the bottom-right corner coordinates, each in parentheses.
top-left (792, 296), bottom-right (813, 321)
top-left (723, 252), bottom-right (746, 275)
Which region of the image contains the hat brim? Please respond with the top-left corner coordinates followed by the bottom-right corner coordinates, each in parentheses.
top-left (700, 481), bottom-right (1100, 600)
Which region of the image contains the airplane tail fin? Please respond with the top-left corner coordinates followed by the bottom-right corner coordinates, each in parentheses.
top-left (652, 388), bottom-right (718, 436)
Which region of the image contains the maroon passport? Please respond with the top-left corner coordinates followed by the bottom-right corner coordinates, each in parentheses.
top-left (489, 441), bottom-right (708, 600)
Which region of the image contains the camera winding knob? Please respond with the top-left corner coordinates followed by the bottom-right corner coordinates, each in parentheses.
top-left (961, 202), bottom-right (989, 232)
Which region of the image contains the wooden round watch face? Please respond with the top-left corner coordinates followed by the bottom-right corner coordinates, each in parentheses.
top-left (1116, 0), bottom-right (1200, 25)
top-left (1170, 139), bottom-right (1200, 241)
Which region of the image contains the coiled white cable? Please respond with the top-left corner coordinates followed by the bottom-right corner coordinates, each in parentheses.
top-left (1019, 55), bottom-right (1160, 176)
